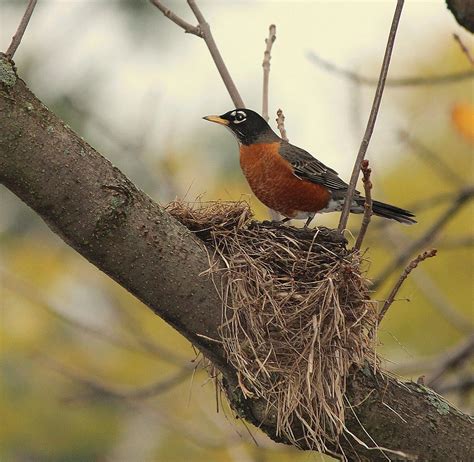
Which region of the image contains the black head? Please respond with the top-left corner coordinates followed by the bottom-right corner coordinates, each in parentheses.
top-left (203, 109), bottom-right (280, 145)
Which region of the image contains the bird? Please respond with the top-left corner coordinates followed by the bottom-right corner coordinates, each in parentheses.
top-left (203, 109), bottom-right (416, 228)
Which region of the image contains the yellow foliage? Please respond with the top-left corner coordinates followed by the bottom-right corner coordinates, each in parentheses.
top-left (452, 102), bottom-right (474, 143)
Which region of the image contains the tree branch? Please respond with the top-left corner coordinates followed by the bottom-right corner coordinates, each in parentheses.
top-left (378, 249), bottom-right (437, 322)
top-left (150, 0), bottom-right (244, 108)
top-left (262, 24), bottom-right (276, 122)
top-left (338, 0), bottom-right (404, 233)
top-left (308, 52), bottom-right (474, 86)
top-left (354, 160), bottom-right (373, 251)
top-left (187, 0), bottom-right (245, 108)
top-left (453, 33), bottom-right (474, 66)
top-left (372, 186), bottom-right (474, 289)
top-left (5, 0), bottom-right (38, 59)
top-left (426, 334), bottom-right (474, 388)
top-left (399, 130), bottom-right (464, 187)
top-left (1, 58), bottom-right (473, 461)
top-left (149, 0), bottom-right (202, 36)
top-left (276, 108), bottom-right (289, 141)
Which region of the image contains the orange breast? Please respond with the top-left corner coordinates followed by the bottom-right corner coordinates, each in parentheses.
top-left (239, 143), bottom-right (331, 218)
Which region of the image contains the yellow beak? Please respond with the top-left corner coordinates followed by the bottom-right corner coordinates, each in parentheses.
top-left (203, 115), bottom-right (229, 125)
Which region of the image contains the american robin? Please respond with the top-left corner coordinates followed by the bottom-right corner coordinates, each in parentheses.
top-left (203, 109), bottom-right (416, 228)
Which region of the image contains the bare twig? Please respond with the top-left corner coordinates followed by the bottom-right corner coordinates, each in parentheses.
top-left (5, 0), bottom-right (38, 59)
top-left (375, 227), bottom-right (473, 333)
top-left (453, 33), bottom-right (474, 67)
top-left (426, 334), bottom-right (474, 387)
top-left (372, 186), bottom-right (474, 289)
top-left (399, 130), bottom-right (464, 187)
top-left (354, 160), bottom-right (373, 250)
top-left (260, 25), bottom-right (280, 222)
top-left (338, 0), bottom-right (405, 233)
top-left (186, 0), bottom-right (245, 108)
top-left (262, 24), bottom-right (276, 122)
top-left (150, 0), bottom-right (201, 35)
top-left (308, 52), bottom-right (474, 86)
top-left (378, 249), bottom-right (437, 322)
top-left (150, 0), bottom-right (244, 108)
top-left (364, 190), bottom-right (468, 234)
top-left (276, 108), bottom-right (288, 141)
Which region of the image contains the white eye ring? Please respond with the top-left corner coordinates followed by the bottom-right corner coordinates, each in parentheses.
top-left (234, 110), bottom-right (246, 124)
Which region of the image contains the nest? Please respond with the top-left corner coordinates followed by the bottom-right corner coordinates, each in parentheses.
top-left (167, 200), bottom-right (378, 451)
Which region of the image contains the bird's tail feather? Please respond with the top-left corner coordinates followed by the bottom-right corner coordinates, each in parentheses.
top-left (355, 198), bottom-right (416, 225)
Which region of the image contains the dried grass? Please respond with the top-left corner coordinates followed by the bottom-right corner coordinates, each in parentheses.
top-left (167, 200), bottom-right (378, 452)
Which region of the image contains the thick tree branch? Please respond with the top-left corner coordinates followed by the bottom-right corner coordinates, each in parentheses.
top-left (1, 59), bottom-right (473, 461)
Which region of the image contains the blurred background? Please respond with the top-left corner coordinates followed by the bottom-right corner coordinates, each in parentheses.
top-left (1, 1), bottom-right (473, 461)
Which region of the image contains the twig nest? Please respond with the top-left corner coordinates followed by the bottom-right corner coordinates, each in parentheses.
top-left (167, 200), bottom-right (378, 451)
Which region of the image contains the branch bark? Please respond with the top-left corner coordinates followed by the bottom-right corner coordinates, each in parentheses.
top-left (1, 59), bottom-right (473, 461)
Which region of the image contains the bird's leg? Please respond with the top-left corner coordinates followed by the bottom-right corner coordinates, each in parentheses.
top-left (303, 214), bottom-right (315, 229)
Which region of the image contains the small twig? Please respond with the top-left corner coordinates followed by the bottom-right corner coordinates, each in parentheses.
top-left (260, 25), bottom-right (280, 222)
top-left (186, 0), bottom-right (245, 108)
top-left (276, 108), bottom-right (288, 141)
top-left (453, 33), bottom-right (474, 67)
top-left (354, 160), bottom-right (373, 250)
top-left (5, 0), bottom-right (38, 59)
top-left (378, 249), bottom-right (437, 322)
top-left (262, 24), bottom-right (276, 122)
top-left (149, 0), bottom-right (201, 36)
top-left (399, 130), bottom-right (464, 187)
top-left (308, 52), bottom-right (474, 86)
top-left (150, 0), bottom-right (244, 108)
top-left (376, 227), bottom-right (473, 333)
top-left (372, 186), bottom-right (474, 289)
top-left (338, 0), bottom-right (405, 233)
top-left (426, 334), bottom-right (474, 387)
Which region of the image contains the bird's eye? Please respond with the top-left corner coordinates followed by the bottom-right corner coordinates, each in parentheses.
top-left (234, 111), bottom-right (247, 124)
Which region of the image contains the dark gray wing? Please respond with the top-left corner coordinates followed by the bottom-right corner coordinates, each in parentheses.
top-left (279, 141), bottom-right (354, 192)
